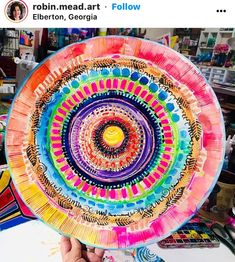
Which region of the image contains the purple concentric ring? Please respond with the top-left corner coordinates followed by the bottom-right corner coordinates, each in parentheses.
top-left (68, 98), bottom-right (155, 182)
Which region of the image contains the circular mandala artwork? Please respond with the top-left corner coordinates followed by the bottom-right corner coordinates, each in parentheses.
top-left (6, 37), bottom-right (225, 249)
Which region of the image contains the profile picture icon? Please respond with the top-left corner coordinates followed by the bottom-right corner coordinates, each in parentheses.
top-left (5, 0), bottom-right (28, 22)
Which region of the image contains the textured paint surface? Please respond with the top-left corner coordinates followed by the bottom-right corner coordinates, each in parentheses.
top-left (0, 169), bottom-right (36, 230)
top-left (6, 36), bottom-right (224, 249)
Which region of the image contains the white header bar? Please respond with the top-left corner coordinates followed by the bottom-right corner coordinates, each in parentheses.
top-left (0, 0), bottom-right (235, 28)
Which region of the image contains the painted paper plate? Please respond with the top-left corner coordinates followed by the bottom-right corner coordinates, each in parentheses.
top-left (6, 36), bottom-right (225, 249)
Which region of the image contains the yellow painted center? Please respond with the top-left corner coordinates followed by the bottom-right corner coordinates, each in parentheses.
top-left (103, 126), bottom-right (124, 148)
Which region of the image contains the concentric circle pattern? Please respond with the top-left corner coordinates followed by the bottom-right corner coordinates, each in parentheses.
top-left (6, 37), bottom-right (224, 249)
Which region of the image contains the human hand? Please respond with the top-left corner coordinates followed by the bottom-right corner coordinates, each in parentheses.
top-left (60, 236), bottom-right (105, 262)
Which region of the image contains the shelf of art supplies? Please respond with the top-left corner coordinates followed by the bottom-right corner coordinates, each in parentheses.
top-left (0, 79), bottom-right (15, 94)
top-left (0, 84), bottom-right (15, 94)
top-left (197, 29), bottom-right (235, 57)
top-left (212, 84), bottom-right (235, 97)
top-left (199, 47), bottom-right (214, 50)
top-left (19, 44), bottom-right (34, 49)
top-left (198, 65), bottom-right (235, 87)
top-left (220, 103), bottom-right (235, 110)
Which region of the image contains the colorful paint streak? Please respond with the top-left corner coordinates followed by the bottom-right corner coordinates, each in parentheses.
top-left (0, 168), bottom-right (35, 231)
top-left (134, 247), bottom-right (164, 262)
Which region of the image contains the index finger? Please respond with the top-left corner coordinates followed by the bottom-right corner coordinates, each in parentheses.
top-left (60, 236), bottom-right (72, 258)
top-left (70, 237), bottom-right (83, 256)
